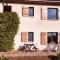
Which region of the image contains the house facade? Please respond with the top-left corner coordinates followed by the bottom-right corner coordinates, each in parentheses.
top-left (0, 0), bottom-right (60, 50)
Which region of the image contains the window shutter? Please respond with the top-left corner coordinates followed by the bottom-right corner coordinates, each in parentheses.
top-left (22, 7), bottom-right (29, 16)
top-left (29, 7), bottom-right (34, 16)
top-left (41, 32), bottom-right (46, 45)
top-left (21, 32), bottom-right (27, 42)
top-left (41, 8), bottom-right (47, 20)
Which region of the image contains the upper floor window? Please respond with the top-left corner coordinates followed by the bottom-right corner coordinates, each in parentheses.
top-left (29, 7), bottom-right (34, 16)
top-left (22, 7), bottom-right (34, 17)
top-left (48, 8), bottom-right (58, 20)
top-left (3, 6), bottom-right (11, 12)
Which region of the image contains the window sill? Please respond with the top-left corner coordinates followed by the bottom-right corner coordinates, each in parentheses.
top-left (22, 16), bottom-right (34, 17)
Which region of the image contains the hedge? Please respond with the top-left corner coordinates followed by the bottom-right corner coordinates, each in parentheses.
top-left (0, 12), bottom-right (19, 52)
top-left (0, 55), bottom-right (9, 60)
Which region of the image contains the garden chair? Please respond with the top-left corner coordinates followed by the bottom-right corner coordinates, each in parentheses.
top-left (43, 41), bottom-right (58, 52)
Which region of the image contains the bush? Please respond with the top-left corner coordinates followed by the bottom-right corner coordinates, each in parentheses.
top-left (0, 55), bottom-right (9, 60)
top-left (0, 12), bottom-right (19, 52)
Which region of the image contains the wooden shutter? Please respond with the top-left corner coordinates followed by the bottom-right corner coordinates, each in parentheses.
top-left (41, 32), bottom-right (46, 45)
top-left (41, 8), bottom-right (47, 20)
top-left (21, 32), bottom-right (27, 42)
top-left (22, 7), bottom-right (28, 16)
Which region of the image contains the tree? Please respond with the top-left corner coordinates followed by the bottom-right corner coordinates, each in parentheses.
top-left (0, 12), bottom-right (19, 51)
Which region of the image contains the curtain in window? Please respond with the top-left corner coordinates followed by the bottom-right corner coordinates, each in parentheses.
top-left (21, 32), bottom-right (27, 42)
top-left (22, 7), bottom-right (29, 16)
top-left (41, 8), bottom-right (47, 20)
top-left (41, 32), bottom-right (47, 45)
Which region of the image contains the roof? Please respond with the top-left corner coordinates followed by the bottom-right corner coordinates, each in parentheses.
top-left (0, 0), bottom-right (60, 6)
top-left (0, 0), bottom-right (24, 3)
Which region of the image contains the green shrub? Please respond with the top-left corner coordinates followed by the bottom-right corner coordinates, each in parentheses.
top-left (0, 12), bottom-right (19, 52)
top-left (0, 55), bottom-right (9, 60)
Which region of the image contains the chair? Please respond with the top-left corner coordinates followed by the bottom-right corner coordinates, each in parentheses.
top-left (43, 41), bottom-right (58, 52)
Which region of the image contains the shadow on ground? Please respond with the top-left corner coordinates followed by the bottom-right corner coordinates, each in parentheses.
top-left (48, 55), bottom-right (58, 60)
top-left (9, 56), bottom-right (48, 60)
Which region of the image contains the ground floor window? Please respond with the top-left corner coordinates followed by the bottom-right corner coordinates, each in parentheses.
top-left (28, 32), bottom-right (34, 42)
top-left (21, 32), bottom-right (58, 44)
top-left (21, 32), bottom-right (34, 42)
top-left (21, 32), bottom-right (27, 42)
top-left (47, 32), bottom-right (58, 44)
top-left (41, 32), bottom-right (58, 45)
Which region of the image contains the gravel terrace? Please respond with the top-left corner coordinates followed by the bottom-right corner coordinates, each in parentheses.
top-left (0, 51), bottom-right (59, 60)
top-left (0, 51), bottom-right (59, 57)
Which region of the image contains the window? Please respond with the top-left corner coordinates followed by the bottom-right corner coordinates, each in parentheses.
top-left (41, 32), bottom-right (58, 45)
top-left (22, 7), bottom-right (34, 16)
top-left (28, 32), bottom-right (34, 42)
top-left (48, 8), bottom-right (58, 20)
top-left (21, 32), bottom-right (34, 42)
top-left (29, 7), bottom-right (34, 16)
top-left (3, 6), bottom-right (11, 12)
top-left (47, 32), bottom-right (58, 44)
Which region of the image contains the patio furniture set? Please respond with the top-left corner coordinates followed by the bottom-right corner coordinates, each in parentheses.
top-left (43, 41), bottom-right (60, 52)
top-left (18, 41), bottom-right (60, 52)
top-left (18, 43), bottom-right (38, 52)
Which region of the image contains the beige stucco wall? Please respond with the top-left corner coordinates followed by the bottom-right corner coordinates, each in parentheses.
top-left (0, 3), bottom-right (3, 12)
top-left (0, 3), bottom-right (60, 50)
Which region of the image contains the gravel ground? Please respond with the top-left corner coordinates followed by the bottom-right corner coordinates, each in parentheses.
top-left (0, 51), bottom-right (59, 60)
top-left (0, 50), bottom-right (59, 57)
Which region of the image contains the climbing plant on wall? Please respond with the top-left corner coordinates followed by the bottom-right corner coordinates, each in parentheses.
top-left (0, 12), bottom-right (19, 52)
